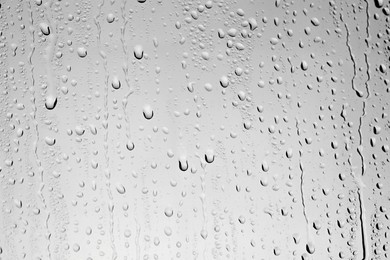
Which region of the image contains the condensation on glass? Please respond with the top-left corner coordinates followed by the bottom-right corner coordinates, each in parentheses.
top-left (0, 0), bottom-right (389, 259)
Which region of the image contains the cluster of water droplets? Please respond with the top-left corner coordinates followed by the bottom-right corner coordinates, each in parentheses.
top-left (0, 0), bottom-right (389, 259)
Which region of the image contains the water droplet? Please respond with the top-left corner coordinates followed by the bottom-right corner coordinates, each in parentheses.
top-left (111, 76), bottom-right (121, 89)
top-left (107, 13), bottom-right (115, 23)
top-left (126, 140), bottom-right (135, 151)
top-left (77, 47), bottom-right (87, 58)
top-left (204, 83), bottom-right (213, 92)
top-left (45, 136), bottom-right (56, 146)
top-left (374, 0), bottom-right (384, 8)
top-left (306, 242), bottom-right (316, 254)
top-left (134, 45), bottom-right (144, 59)
top-left (39, 23), bottom-right (50, 35)
top-left (301, 60), bottom-right (308, 71)
top-left (143, 105), bottom-right (154, 120)
top-left (14, 199), bottom-right (22, 208)
top-left (200, 229), bottom-right (208, 239)
top-left (286, 148), bottom-right (293, 158)
top-left (220, 75), bottom-right (229, 88)
top-left (116, 183), bottom-right (126, 194)
top-left (164, 226), bottom-right (172, 236)
top-left (273, 247), bottom-right (281, 256)
top-left (311, 17), bottom-right (320, 26)
top-left (75, 126), bottom-right (85, 136)
top-left (261, 161), bottom-right (269, 172)
top-left (205, 149), bottom-right (215, 163)
top-left (45, 95), bottom-right (57, 110)
top-left (52, 171), bottom-right (61, 178)
top-left (248, 17), bottom-right (258, 30)
top-left (178, 156), bottom-right (188, 171)
top-left (164, 207), bottom-right (173, 217)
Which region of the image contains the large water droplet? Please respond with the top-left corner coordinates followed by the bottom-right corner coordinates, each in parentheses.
top-left (39, 23), bottom-right (50, 35)
top-left (77, 47), bottom-right (87, 58)
top-left (143, 105), bottom-right (154, 120)
top-left (134, 45), bottom-right (144, 59)
top-left (45, 95), bottom-right (57, 110)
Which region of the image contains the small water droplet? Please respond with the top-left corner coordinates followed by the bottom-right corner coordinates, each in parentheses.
top-left (164, 207), bottom-right (173, 217)
top-left (111, 76), bottom-right (121, 89)
top-left (205, 149), bottom-right (215, 163)
top-left (220, 75), bottom-right (229, 88)
top-left (126, 140), bottom-right (135, 151)
top-left (116, 183), bottom-right (126, 194)
top-left (178, 156), bottom-right (188, 171)
top-left (261, 161), bottom-right (269, 172)
top-left (200, 229), bottom-right (208, 239)
top-left (45, 136), bottom-right (56, 146)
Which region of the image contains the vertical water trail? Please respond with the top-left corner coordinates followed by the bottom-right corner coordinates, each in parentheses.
top-left (359, 0), bottom-right (371, 178)
top-left (200, 162), bottom-right (208, 260)
top-left (135, 219), bottom-right (141, 260)
top-left (358, 1), bottom-right (371, 258)
top-left (357, 102), bottom-right (366, 178)
top-left (120, 0), bottom-right (134, 147)
top-left (340, 10), bottom-right (369, 260)
top-left (298, 161), bottom-right (308, 227)
top-left (295, 118), bottom-right (310, 243)
top-left (340, 14), bottom-right (360, 97)
top-left (94, 1), bottom-right (118, 258)
top-left (28, 2), bottom-right (52, 259)
top-left (348, 156), bottom-right (368, 260)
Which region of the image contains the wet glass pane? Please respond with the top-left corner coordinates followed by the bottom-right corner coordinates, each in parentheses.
top-left (0, 0), bottom-right (389, 259)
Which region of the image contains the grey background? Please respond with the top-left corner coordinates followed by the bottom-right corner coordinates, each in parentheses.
top-left (0, 0), bottom-right (389, 259)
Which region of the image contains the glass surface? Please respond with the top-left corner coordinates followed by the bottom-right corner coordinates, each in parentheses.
top-left (0, 0), bottom-right (389, 259)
